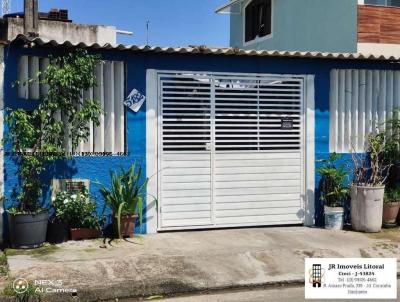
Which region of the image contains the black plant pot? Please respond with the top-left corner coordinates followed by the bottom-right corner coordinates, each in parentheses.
top-left (8, 211), bottom-right (49, 249)
top-left (46, 221), bottom-right (69, 244)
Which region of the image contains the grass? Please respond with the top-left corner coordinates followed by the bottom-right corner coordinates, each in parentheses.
top-left (3, 278), bottom-right (41, 301)
top-left (6, 244), bottom-right (60, 258)
top-left (0, 252), bottom-right (8, 277)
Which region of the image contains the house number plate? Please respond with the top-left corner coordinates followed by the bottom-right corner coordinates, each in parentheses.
top-left (281, 118), bottom-right (294, 129)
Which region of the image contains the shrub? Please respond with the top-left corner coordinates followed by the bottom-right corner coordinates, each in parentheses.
top-left (5, 49), bottom-right (102, 214)
top-left (384, 187), bottom-right (400, 204)
top-left (317, 153), bottom-right (349, 208)
top-left (52, 190), bottom-right (103, 230)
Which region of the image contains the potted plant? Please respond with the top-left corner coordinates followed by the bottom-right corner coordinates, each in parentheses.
top-left (4, 50), bottom-right (102, 248)
top-left (54, 190), bottom-right (103, 240)
top-left (383, 187), bottom-right (400, 227)
top-left (317, 153), bottom-right (349, 230)
top-left (47, 192), bottom-right (71, 244)
top-left (351, 132), bottom-right (391, 233)
top-left (383, 109), bottom-right (400, 182)
top-left (46, 202), bottom-right (70, 244)
top-left (100, 164), bottom-right (148, 239)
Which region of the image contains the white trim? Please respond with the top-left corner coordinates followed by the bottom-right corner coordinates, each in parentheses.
top-left (114, 61), bottom-right (124, 154)
top-left (215, 0), bottom-right (244, 14)
top-left (146, 69), bottom-right (159, 234)
top-left (28, 56), bottom-right (40, 100)
top-left (0, 46), bottom-right (4, 243)
top-left (94, 63), bottom-right (105, 152)
top-left (104, 62), bottom-right (115, 154)
top-left (18, 56), bottom-right (29, 99)
top-left (151, 69), bottom-right (304, 79)
top-left (243, 0), bottom-right (274, 47)
top-left (304, 75), bottom-right (315, 227)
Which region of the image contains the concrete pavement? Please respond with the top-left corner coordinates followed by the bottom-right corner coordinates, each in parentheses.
top-left (2, 227), bottom-right (399, 301)
top-left (120, 285), bottom-right (399, 302)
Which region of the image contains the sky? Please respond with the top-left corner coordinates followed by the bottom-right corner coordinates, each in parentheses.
top-left (10, 0), bottom-right (230, 47)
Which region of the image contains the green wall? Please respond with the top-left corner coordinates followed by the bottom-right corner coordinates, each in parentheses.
top-left (230, 0), bottom-right (358, 53)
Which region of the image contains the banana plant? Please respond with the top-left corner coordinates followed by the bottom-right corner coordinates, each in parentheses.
top-left (100, 163), bottom-right (148, 239)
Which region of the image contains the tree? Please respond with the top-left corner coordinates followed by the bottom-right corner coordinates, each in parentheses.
top-left (5, 49), bottom-right (102, 213)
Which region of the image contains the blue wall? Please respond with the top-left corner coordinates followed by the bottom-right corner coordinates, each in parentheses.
top-left (4, 44), bottom-right (400, 234)
top-left (230, 0), bottom-right (358, 53)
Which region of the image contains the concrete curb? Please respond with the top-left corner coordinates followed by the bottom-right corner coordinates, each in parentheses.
top-left (1, 274), bottom-right (399, 301)
top-left (60, 274), bottom-right (400, 301)
top-left (0, 279), bottom-right (305, 302)
top-left (47, 279), bottom-right (307, 302)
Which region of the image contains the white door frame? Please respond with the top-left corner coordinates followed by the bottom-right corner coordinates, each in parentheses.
top-left (146, 69), bottom-right (315, 233)
top-left (0, 46), bottom-right (5, 243)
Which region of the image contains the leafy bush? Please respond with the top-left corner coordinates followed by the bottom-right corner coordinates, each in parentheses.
top-left (352, 132), bottom-right (391, 187)
top-left (52, 190), bottom-right (103, 230)
top-left (384, 187), bottom-right (400, 204)
top-left (100, 163), bottom-right (148, 238)
top-left (317, 153), bottom-right (349, 207)
top-left (5, 49), bottom-right (102, 214)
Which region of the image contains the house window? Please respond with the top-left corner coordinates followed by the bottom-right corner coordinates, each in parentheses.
top-left (245, 0), bottom-right (272, 43)
top-left (65, 180), bottom-right (87, 193)
top-left (364, 0), bottom-right (400, 7)
top-left (17, 56), bottom-right (126, 155)
top-left (51, 179), bottom-right (90, 198)
top-left (329, 69), bottom-right (400, 153)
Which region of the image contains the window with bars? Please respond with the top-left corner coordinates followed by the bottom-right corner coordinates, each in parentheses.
top-left (17, 56), bottom-right (126, 154)
top-left (329, 69), bottom-right (400, 153)
top-left (51, 179), bottom-right (90, 196)
top-left (160, 73), bottom-right (303, 152)
top-left (65, 180), bottom-right (87, 193)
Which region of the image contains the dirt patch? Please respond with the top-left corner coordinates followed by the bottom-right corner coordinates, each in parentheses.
top-left (365, 228), bottom-right (400, 242)
top-left (359, 248), bottom-right (371, 258)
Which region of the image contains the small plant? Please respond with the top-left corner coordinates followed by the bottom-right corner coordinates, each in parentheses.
top-left (317, 153), bottom-right (349, 207)
top-left (100, 163), bottom-right (148, 239)
top-left (52, 190), bottom-right (103, 230)
top-left (384, 187), bottom-right (400, 204)
top-left (3, 278), bottom-right (41, 302)
top-left (0, 253), bottom-right (8, 277)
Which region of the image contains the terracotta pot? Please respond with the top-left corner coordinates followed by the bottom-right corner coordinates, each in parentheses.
top-left (112, 214), bottom-right (138, 238)
top-left (70, 228), bottom-right (100, 240)
top-left (383, 202), bottom-right (400, 225)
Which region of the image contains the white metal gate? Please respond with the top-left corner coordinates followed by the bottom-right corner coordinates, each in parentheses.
top-left (158, 71), bottom-right (305, 230)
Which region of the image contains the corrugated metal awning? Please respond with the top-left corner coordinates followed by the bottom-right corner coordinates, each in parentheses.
top-left (10, 34), bottom-right (400, 62)
top-left (215, 0), bottom-right (244, 14)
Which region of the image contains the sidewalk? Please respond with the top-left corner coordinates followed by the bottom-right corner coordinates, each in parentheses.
top-left (2, 227), bottom-right (399, 301)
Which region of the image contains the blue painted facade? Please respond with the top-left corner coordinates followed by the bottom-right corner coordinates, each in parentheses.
top-left (229, 0), bottom-right (358, 53)
top-left (3, 44), bottom-right (400, 235)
